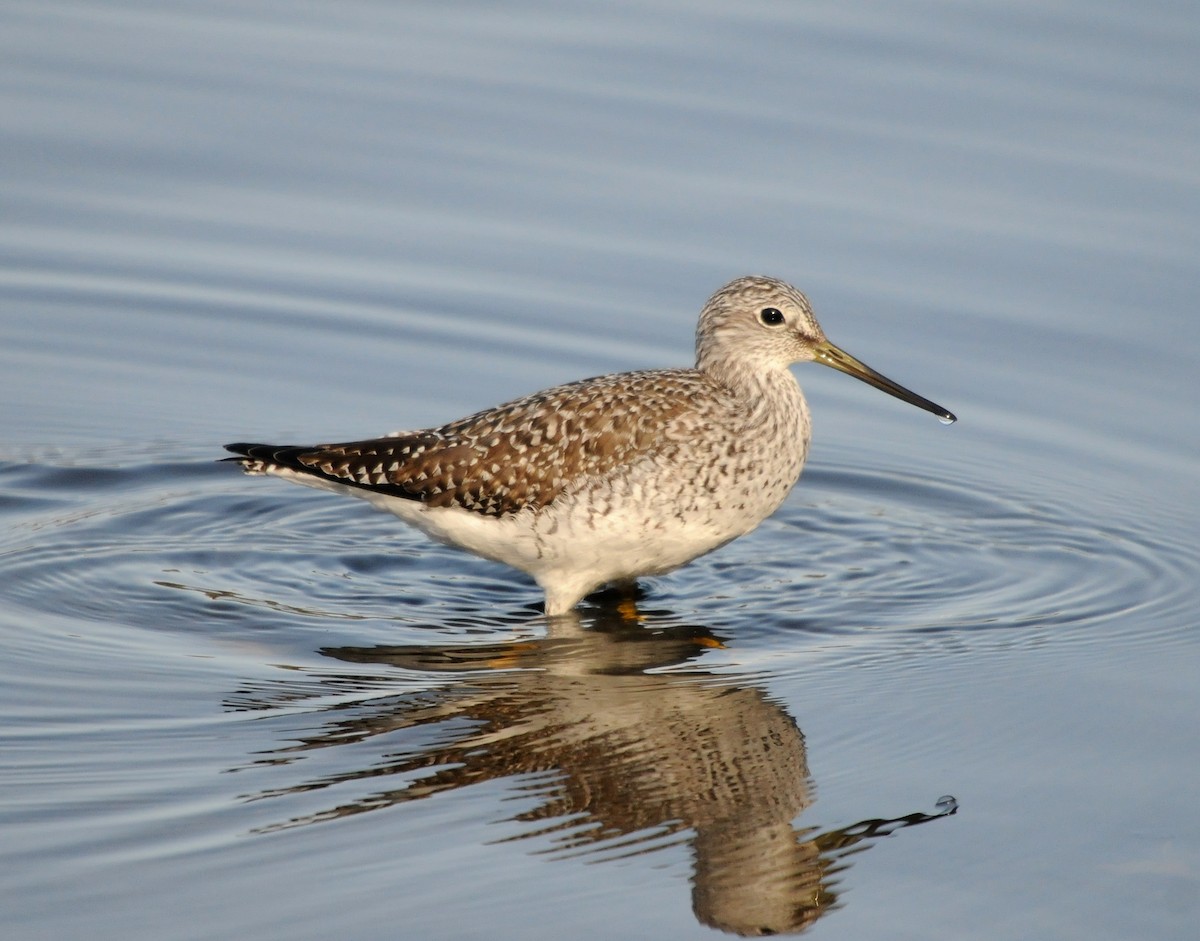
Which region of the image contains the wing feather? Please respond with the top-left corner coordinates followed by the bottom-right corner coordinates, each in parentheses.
top-left (225, 369), bottom-right (726, 517)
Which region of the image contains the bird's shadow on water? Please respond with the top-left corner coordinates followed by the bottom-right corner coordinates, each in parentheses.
top-left (225, 605), bottom-right (956, 936)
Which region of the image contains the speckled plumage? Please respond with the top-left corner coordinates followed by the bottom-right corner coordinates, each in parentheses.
top-left (226, 275), bottom-right (954, 615)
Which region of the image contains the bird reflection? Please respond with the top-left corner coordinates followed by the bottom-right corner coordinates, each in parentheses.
top-left (229, 609), bottom-right (955, 936)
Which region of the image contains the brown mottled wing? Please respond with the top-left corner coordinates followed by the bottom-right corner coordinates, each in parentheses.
top-left (226, 369), bottom-right (722, 517)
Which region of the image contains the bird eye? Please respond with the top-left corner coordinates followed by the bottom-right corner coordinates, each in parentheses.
top-left (759, 307), bottom-right (785, 326)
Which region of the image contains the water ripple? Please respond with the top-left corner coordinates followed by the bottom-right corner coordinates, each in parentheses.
top-left (0, 449), bottom-right (1192, 666)
top-left (669, 457), bottom-right (1196, 656)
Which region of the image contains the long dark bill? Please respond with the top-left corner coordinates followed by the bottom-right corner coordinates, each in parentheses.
top-left (814, 340), bottom-right (956, 424)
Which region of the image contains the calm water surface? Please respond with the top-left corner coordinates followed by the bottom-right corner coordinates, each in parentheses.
top-left (2, 3), bottom-right (1198, 939)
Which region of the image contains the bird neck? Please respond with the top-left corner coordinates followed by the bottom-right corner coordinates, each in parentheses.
top-left (699, 354), bottom-right (799, 402)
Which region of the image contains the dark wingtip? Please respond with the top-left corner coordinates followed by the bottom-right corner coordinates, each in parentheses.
top-left (223, 442), bottom-right (287, 458)
top-left (221, 442), bottom-right (283, 465)
top-left (221, 441), bottom-right (320, 475)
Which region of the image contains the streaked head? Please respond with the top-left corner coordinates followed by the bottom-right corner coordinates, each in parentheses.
top-left (696, 275), bottom-right (956, 423)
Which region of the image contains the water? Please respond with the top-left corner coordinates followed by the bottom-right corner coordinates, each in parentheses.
top-left (2, 2), bottom-right (1198, 939)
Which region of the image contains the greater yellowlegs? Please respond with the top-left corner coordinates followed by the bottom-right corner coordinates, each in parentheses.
top-left (225, 276), bottom-right (955, 614)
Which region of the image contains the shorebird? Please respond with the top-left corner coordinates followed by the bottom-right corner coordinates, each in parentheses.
top-left (225, 276), bottom-right (955, 615)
